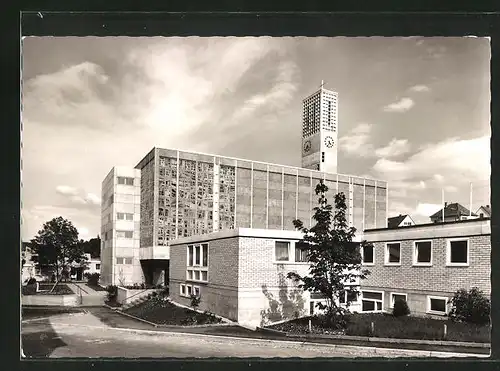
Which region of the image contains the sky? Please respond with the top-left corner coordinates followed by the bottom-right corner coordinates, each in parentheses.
top-left (21, 36), bottom-right (491, 241)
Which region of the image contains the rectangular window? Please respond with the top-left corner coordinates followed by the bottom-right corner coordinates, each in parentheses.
top-left (186, 243), bottom-right (209, 283)
top-left (187, 285), bottom-right (192, 296)
top-left (275, 241), bottom-right (290, 261)
top-left (448, 239), bottom-right (468, 265)
top-left (414, 241), bottom-right (432, 265)
top-left (386, 243), bottom-right (401, 264)
top-left (117, 212), bottom-right (134, 221)
top-left (195, 245), bottom-right (201, 265)
top-left (193, 286), bottom-right (200, 297)
top-left (96, 264), bottom-right (100, 270)
top-left (390, 293), bottom-right (407, 308)
top-left (180, 284), bottom-right (186, 296)
top-left (346, 290), bottom-right (358, 303)
top-left (362, 245), bottom-right (374, 264)
top-left (115, 257), bottom-right (124, 264)
top-left (116, 230), bottom-right (133, 239)
top-left (295, 242), bottom-right (308, 262)
top-left (124, 258), bottom-right (133, 265)
top-left (361, 291), bottom-right (383, 312)
top-left (117, 177), bottom-right (134, 186)
top-left (188, 245), bottom-right (194, 266)
top-left (428, 296), bottom-right (448, 315)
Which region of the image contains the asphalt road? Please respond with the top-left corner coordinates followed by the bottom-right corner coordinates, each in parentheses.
top-left (21, 311), bottom-right (484, 359)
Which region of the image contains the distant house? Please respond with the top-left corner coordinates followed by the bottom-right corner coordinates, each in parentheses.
top-left (387, 214), bottom-right (415, 229)
top-left (21, 242), bottom-right (40, 283)
top-left (429, 202), bottom-right (476, 223)
top-left (476, 205), bottom-right (491, 219)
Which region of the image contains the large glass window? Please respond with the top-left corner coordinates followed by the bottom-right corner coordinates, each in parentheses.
top-left (362, 245), bottom-right (374, 264)
top-left (187, 243), bottom-right (208, 283)
top-left (275, 241), bottom-right (290, 261)
top-left (117, 177), bottom-right (134, 186)
top-left (295, 242), bottom-right (308, 262)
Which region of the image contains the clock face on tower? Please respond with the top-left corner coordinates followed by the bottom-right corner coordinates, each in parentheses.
top-left (324, 136), bottom-right (334, 148)
top-left (303, 140), bottom-right (311, 153)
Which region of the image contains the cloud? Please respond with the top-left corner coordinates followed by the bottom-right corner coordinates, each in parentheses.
top-left (409, 84), bottom-right (430, 93)
top-left (375, 138), bottom-right (411, 158)
top-left (56, 185), bottom-right (79, 196)
top-left (416, 203), bottom-right (442, 217)
top-left (55, 185), bottom-right (101, 208)
top-left (339, 123), bottom-right (374, 157)
top-left (383, 97), bottom-right (415, 113)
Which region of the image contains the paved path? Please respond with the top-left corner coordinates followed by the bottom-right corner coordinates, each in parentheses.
top-left (21, 311), bottom-right (487, 359)
top-left (64, 283), bottom-right (106, 306)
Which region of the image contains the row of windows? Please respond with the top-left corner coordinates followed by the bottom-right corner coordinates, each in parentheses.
top-left (180, 283), bottom-right (200, 298)
top-left (275, 241), bottom-right (309, 263)
top-left (116, 257), bottom-right (133, 265)
top-left (310, 290), bottom-right (449, 316)
top-left (117, 176), bottom-right (134, 186)
top-left (362, 239), bottom-right (470, 266)
top-left (187, 243), bottom-right (209, 283)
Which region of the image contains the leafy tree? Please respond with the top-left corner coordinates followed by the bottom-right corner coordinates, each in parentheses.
top-left (30, 216), bottom-right (86, 290)
top-left (449, 287), bottom-right (490, 325)
top-left (287, 180), bottom-right (372, 327)
top-left (78, 235), bottom-right (101, 259)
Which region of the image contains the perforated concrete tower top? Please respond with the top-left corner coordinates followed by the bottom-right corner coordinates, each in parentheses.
top-left (301, 81), bottom-right (338, 174)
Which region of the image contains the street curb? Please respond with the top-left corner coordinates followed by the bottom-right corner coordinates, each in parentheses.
top-left (112, 306), bottom-right (236, 329)
top-left (48, 322), bottom-right (488, 358)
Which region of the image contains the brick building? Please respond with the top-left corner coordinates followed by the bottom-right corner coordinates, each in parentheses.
top-left (360, 218), bottom-right (491, 316)
top-left (100, 84), bottom-right (389, 287)
top-left (169, 228), bottom-right (363, 327)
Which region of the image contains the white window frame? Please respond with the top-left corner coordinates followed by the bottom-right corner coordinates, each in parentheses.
top-left (385, 242), bottom-right (401, 266)
top-left (427, 295), bottom-right (449, 315)
top-left (390, 292), bottom-right (408, 308)
top-left (117, 212), bottom-right (134, 221)
top-left (186, 243), bottom-right (209, 283)
top-left (117, 176), bottom-right (134, 186)
top-left (180, 284), bottom-right (186, 296)
top-left (446, 238), bottom-right (469, 267)
top-left (116, 230), bottom-right (133, 239)
top-left (361, 290), bottom-right (384, 313)
top-left (413, 240), bottom-right (433, 266)
top-left (274, 240), bottom-right (291, 263)
top-left (362, 244), bottom-right (375, 266)
top-left (193, 285), bottom-right (201, 297)
top-left (293, 242), bottom-right (310, 264)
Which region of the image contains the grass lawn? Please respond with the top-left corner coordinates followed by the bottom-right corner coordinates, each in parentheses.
top-left (123, 297), bottom-right (222, 326)
top-left (22, 284), bottom-right (74, 296)
top-left (86, 283), bottom-right (107, 291)
top-left (267, 313), bottom-right (490, 343)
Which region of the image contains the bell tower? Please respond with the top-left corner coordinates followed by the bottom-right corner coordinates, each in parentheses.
top-left (301, 81), bottom-right (338, 174)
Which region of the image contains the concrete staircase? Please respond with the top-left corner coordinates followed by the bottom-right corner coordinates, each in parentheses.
top-left (119, 290), bottom-right (159, 311)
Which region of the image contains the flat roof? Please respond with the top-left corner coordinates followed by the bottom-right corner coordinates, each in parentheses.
top-left (364, 217), bottom-right (491, 233)
top-left (169, 228), bottom-right (304, 246)
top-left (134, 147), bottom-right (388, 185)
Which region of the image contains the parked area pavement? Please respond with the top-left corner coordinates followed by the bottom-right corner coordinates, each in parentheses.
top-left (21, 308), bottom-right (488, 359)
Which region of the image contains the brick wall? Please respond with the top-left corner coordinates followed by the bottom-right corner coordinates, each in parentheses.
top-left (362, 234), bottom-right (490, 295)
top-left (238, 237), bottom-right (311, 326)
top-left (169, 237), bottom-right (240, 321)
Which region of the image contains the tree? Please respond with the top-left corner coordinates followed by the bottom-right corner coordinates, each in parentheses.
top-left (287, 180), bottom-right (372, 326)
top-left (78, 235), bottom-right (101, 259)
top-left (30, 216), bottom-right (87, 290)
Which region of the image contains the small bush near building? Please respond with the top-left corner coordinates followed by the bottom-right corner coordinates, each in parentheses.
top-left (190, 294), bottom-right (201, 310)
top-left (393, 298), bottom-right (411, 317)
top-left (87, 273), bottom-right (100, 286)
top-left (449, 287), bottom-right (490, 325)
top-left (106, 285), bottom-right (118, 302)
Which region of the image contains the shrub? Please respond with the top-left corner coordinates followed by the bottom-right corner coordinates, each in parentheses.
top-left (87, 273), bottom-right (100, 286)
top-left (27, 277), bottom-right (37, 285)
top-left (106, 285), bottom-right (118, 302)
top-left (393, 298), bottom-right (411, 317)
top-left (315, 306), bottom-right (350, 330)
top-left (190, 294), bottom-right (201, 310)
top-left (449, 287), bottom-right (490, 325)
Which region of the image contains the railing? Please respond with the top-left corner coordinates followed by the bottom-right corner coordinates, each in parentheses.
top-left (119, 287), bottom-right (160, 305)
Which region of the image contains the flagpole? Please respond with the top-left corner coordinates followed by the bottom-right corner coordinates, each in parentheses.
top-left (469, 182), bottom-right (473, 217)
top-left (442, 188), bottom-right (445, 223)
